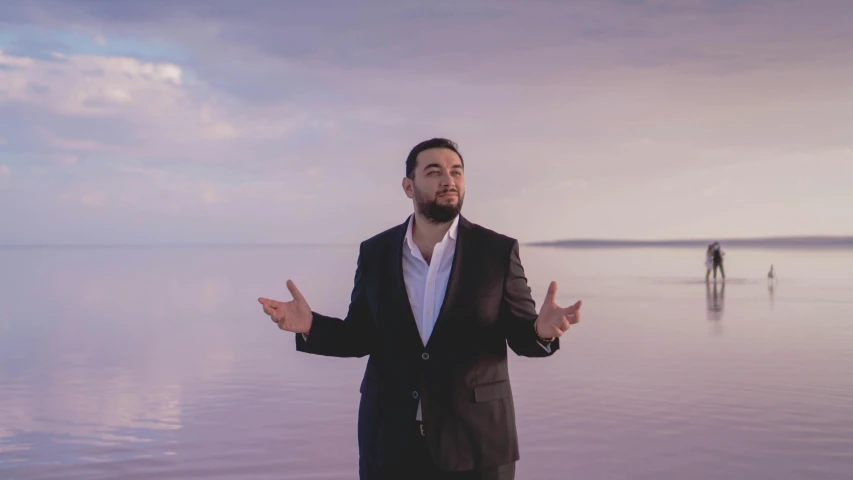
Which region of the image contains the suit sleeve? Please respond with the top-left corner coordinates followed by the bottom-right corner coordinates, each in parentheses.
top-left (501, 240), bottom-right (560, 357)
top-left (295, 242), bottom-right (376, 358)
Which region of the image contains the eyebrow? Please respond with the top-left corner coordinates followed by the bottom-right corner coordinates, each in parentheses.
top-left (422, 163), bottom-right (464, 170)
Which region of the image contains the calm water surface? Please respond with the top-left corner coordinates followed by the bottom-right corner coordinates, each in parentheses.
top-left (1, 245), bottom-right (852, 479)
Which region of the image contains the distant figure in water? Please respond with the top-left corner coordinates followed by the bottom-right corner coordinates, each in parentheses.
top-left (704, 244), bottom-right (714, 281)
top-left (768, 265), bottom-right (776, 308)
top-left (711, 242), bottom-right (725, 281)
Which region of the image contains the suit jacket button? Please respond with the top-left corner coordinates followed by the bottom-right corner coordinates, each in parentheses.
top-left (422, 353), bottom-right (430, 360)
top-left (412, 391), bottom-right (419, 399)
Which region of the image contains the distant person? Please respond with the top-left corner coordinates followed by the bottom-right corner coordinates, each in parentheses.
top-left (704, 244), bottom-right (714, 281)
top-left (257, 138), bottom-right (584, 480)
top-left (712, 242), bottom-right (725, 281)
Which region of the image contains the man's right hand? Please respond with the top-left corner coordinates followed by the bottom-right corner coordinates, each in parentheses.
top-left (258, 279), bottom-right (313, 334)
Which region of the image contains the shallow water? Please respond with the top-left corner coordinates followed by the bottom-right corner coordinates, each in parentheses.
top-left (1, 245), bottom-right (852, 479)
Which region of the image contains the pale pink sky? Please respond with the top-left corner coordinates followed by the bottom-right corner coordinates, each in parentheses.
top-left (1, 0), bottom-right (851, 244)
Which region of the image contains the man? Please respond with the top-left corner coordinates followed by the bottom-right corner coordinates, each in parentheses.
top-left (258, 138), bottom-right (584, 480)
top-left (712, 241), bottom-right (726, 281)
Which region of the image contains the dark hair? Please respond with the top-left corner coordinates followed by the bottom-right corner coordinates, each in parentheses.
top-left (405, 138), bottom-right (464, 179)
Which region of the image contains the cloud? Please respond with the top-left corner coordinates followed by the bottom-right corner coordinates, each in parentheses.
top-left (0, 48), bottom-right (237, 148)
top-left (0, 46), bottom-right (347, 175)
top-left (200, 182), bottom-right (225, 204)
top-left (118, 166), bottom-right (170, 183)
top-left (80, 192), bottom-right (106, 206)
top-left (0, 165), bottom-right (10, 176)
top-left (0, 50), bottom-right (184, 116)
top-left (0, 49), bottom-right (231, 165)
top-left (1, 0), bottom-right (852, 244)
top-left (109, 165), bottom-right (317, 215)
top-left (52, 153), bottom-right (79, 165)
top-left (16, 0), bottom-right (851, 84)
top-left (58, 190), bottom-right (107, 206)
top-left (559, 179), bottom-right (589, 189)
top-left (44, 129), bottom-right (113, 151)
top-left (5, 2), bottom-right (852, 172)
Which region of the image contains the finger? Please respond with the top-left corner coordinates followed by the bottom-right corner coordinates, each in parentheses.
top-left (544, 281), bottom-right (558, 305)
top-left (258, 297), bottom-right (281, 309)
top-left (287, 279), bottom-right (306, 303)
top-left (567, 310), bottom-right (581, 325)
top-left (561, 300), bottom-right (582, 316)
top-left (262, 304), bottom-right (276, 317)
top-left (560, 318), bottom-right (571, 332)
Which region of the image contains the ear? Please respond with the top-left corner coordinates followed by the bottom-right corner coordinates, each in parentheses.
top-left (402, 176), bottom-right (414, 199)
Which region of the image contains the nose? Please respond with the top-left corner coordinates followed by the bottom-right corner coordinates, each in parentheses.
top-left (440, 171), bottom-right (454, 188)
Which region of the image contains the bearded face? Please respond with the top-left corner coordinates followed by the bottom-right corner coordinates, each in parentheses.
top-left (413, 182), bottom-right (464, 224)
top-left (403, 147), bottom-right (466, 224)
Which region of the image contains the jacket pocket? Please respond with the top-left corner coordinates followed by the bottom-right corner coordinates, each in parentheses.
top-left (472, 380), bottom-right (511, 403)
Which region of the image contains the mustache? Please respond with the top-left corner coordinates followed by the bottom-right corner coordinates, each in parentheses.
top-left (437, 189), bottom-right (459, 196)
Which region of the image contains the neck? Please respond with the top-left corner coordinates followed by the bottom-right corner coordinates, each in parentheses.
top-left (412, 211), bottom-right (455, 245)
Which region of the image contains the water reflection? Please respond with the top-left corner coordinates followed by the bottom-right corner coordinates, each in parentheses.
top-left (706, 280), bottom-right (725, 334)
top-left (0, 250), bottom-right (244, 475)
top-left (767, 271), bottom-right (779, 311)
top-left (4, 247), bottom-right (853, 479)
top-left (768, 282), bottom-right (776, 310)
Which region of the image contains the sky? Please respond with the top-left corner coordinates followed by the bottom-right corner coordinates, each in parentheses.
top-left (1, 0), bottom-right (852, 245)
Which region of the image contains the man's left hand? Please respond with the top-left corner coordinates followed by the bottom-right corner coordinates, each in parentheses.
top-left (534, 281), bottom-right (582, 340)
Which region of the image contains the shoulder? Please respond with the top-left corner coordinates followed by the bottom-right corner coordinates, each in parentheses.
top-left (462, 217), bottom-right (519, 255)
top-left (359, 219), bottom-right (407, 255)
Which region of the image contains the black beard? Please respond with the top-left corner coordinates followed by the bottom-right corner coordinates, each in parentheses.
top-left (415, 188), bottom-right (464, 224)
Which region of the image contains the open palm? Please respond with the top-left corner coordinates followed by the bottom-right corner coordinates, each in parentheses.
top-left (258, 279), bottom-right (313, 333)
top-left (534, 281), bottom-right (582, 339)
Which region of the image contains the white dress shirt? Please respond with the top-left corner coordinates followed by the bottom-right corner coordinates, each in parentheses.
top-left (402, 213), bottom-right (459, 346)
top-left (402, 214), bottom-right (458, 420)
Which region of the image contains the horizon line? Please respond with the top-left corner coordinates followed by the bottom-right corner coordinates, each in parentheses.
top-left (529, 234), bottom-right (853, 248)
top-left (1, 235), bottom-right (853, 249)
top-left (0, 242), bottom-right (357, 248)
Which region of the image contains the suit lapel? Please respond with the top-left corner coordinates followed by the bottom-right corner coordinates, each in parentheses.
top-left (426, 215), bottom-right (470, 348)
top-left (390, 217), bottom-right (424, 347)
top-left (390, 218), bottom-right (409, 299)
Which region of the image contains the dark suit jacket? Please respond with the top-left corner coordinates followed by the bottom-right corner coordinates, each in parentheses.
top-left (295, 215), bottom-right (559, 471)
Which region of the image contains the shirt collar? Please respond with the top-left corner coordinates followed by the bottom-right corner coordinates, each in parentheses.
top-left (405, 214), bottom-right (460, 254)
